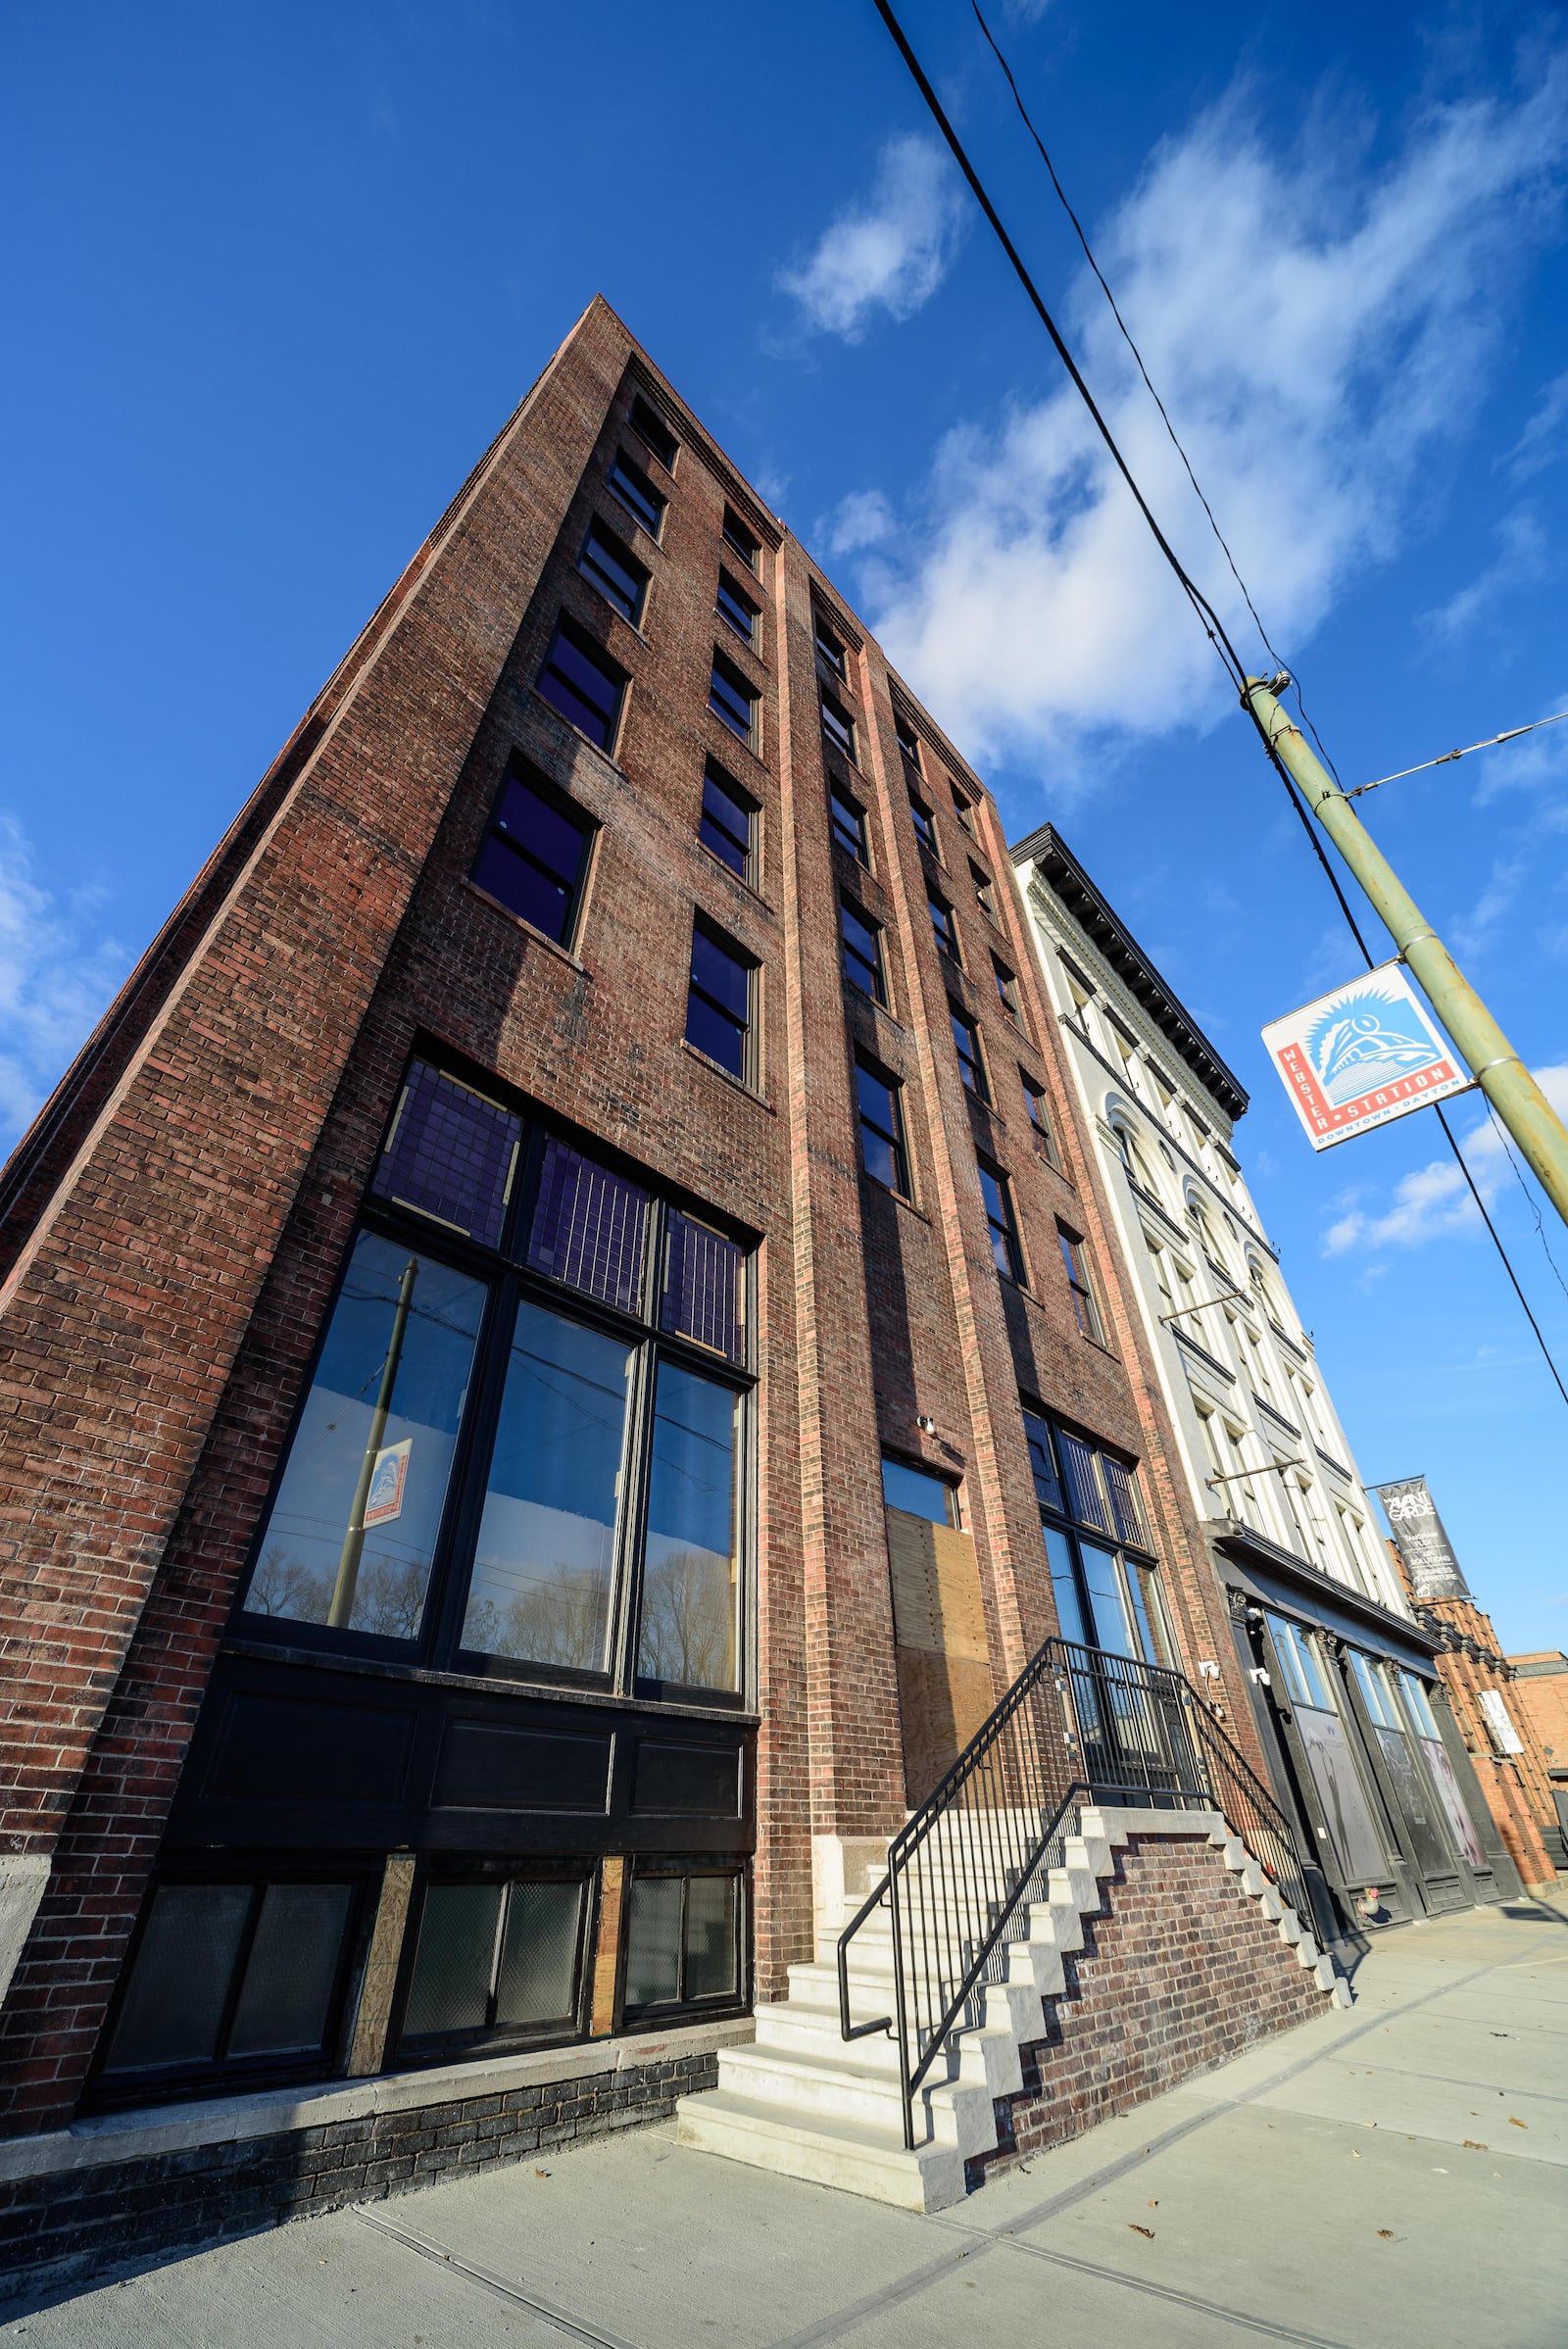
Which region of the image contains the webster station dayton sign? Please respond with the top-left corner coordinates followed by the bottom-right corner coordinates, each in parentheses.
top-left (1261, 963), bottom-right (1470, 1152)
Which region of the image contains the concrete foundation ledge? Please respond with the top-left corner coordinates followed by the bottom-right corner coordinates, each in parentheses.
top-left (0, 2016), bottom-right (757, 2186)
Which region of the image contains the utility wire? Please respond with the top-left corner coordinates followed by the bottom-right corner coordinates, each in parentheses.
top-left (870, 0), bottom-right (1568, 1410)
top-left (1347, 709), bottom-right (1568, 798)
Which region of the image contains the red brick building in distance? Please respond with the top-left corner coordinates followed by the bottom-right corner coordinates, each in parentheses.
top-left (0, 301), bottom-right (1336, 2271)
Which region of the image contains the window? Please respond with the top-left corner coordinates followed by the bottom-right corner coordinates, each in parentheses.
top-left (953, 789), bottom-right (976, 836)
top-left (1203, 1413), bottom-right (1259, 1530)
top-left (909, 795), bottom-right (938, 854)
top-left (1107, 1020), bottom-right (1141, 1094)
top-left (1060, 959), bottom-right (1095, 1030)
top-left (1022, 1407), bottom-right (1169, 1665)
top-left (978, 1158), bottom-right (1024, 1282)
top-left (1110, 1120), bottom-right (1147, 1188)
top-left (840, 899), bottom-right (886, 1003)
top-left (537, 621), bottom-right (625, 752)
top-left (472, 765), bottom-right (596, 945)
top-left (698, 759), bottom-right (756, 882)
top-left (1021, 1072), bottom-right (1059, 1167)
top-left (857, 1059), bottom-right (909, 1196)
top-left (686, 920), bottom-right (755, 1082)
top-left (993, 957), bottom-right (1021, 1022)
top-left (1058, 1226), bottom-right (1104, 1343)
top-left (950, 1005), bottom-right (987, 1100)
top-left (100, 1877), bottom-right (359, 2094)
top-left (1348, 1650), bottom-right (1401, 1732)
top-left (894, 708), bottom-right (922, 768)
top-left (624, 1868), bottom-right (742, 2012)
top-left (721, 506), bottom-right (760, 573)
top-left (400, 1874), bottom-right (588, 2052)
top-left (716, 570), bottom-right (759, 646)
top-left (830, 782), bottom-right (868, 863)
top-left (970, 861), bottom-right (997, 919)
top-left (882, 1455), bottom-right (957, 1524)
top-left (928, 890), bottom-right (960, 961)
top-left (813, 611), bottom-right (847, 677)
top-left (578, 519), bottom-right (649, 626)
top-left (709, 649), bottom-right (758, 748)
top-left (238, 1060), bottom-right (752, 1695)
top-left (1146, 1237), bottom-right (1175, 1316)
top-left (1267, 1614), bottom-right (1335, 1712)
top-left (608, 447), bottom-right (665, 540)
top-left (820, 691), bottom-right (857, 763)
top-left (628, 394), bottom-right (678, 472)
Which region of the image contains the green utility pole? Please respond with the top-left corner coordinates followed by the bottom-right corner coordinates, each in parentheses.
top-left (1243, 676), bottom-right (1568, 1231)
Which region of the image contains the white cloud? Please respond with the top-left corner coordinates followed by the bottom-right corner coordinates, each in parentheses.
top-left (1423, 504), bottom-right (1549, 640)
top-left (778, 134), bottom-right (967, 341)
top-left (0, 815), bottom-right (127, 1151)
top-left (824, 489), bottom-right (896, 556)
top-left (1321, 1063), bottom-right (1568, 1253)
top-left (1504, 367), bottom-right (1568, 481)
top-left (849, 61), bottom-right (1568, 768)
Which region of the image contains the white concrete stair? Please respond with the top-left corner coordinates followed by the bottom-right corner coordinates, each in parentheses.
top-left (676, 1804), bottom-right (1348, 2212)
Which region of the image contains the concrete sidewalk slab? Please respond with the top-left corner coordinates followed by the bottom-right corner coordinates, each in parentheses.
top-left (7, 1895), bottom-right (1565, 2349)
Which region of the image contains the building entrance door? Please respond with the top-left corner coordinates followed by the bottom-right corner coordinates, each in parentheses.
top-left (881, 1459), bottom-right (995, 1806)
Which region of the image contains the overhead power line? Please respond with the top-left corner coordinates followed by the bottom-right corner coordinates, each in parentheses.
top-left (1347, 709), bottom-right (1568, 799)
top-left (868, 0), bottom-right (1568, 1412)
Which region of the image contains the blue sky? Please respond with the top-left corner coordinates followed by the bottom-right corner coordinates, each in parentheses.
top-left (4, 2), bottom-right (1567, 1648)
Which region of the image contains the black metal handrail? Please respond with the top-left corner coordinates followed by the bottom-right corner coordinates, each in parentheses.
top-left (836, 1638), bottom-right (1309, 2151)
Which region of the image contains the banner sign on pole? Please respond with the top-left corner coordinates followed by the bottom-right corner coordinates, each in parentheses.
top-left (1260, 962), bottom-right (1470, 1150)
top-left (1370, 1475), bottom-right (1470, 1601)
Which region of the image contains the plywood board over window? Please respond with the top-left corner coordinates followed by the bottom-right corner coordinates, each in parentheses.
top-left (884, 1508), bottom-right (995, 1803)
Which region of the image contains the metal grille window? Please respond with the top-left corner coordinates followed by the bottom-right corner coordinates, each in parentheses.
top-left (1021, 1071), bottom-right (1058, 1167)
top-left (662, 1211), bottom-right (746, 1363)
top-left (698, 759), bottom-right (755, 881)
top-left (840, 899), bottom-right (886, 1003)
top-left (578, 520), bottom-right (649, 625)
top-left (628, 395), bottom-right (678, 472)
top-left (950, 1005), bottom-right (987, 1100)
top-left (895, 708), bottom-right (922, 768)
top-left (373, 1059), bottom-right (522, 1248)
top-left (470, 766), bottom-right (596, 949)
top-left (709, 650), bottom-right (758, 748)
top-left (928, 890), bottom-right (959, 962)
top-left (537, 621), bottom-right (625, 753)
top-left (624, 1869), bottom-right (742, 2012)
top-left (813, 612), bottom-right (847, 677)
top-left (857, 1059), bottom-right (909, 1197)
top-left (820, 691), bottom-right (857, 763)
top-left (400, 1876), bottom-right (588, 2050)
top-left (608, 447), bottom-right (665, 539)
top-left (830, 783), bottom-right (868, 863)
top-left (977, 1157), bottom-right (1024, 1282)
top-left (716, 571), bottom-right (759, 646)
top-left (1022, 1408), bottom-right (1167, 1666)
top-left (526, 1136), bottom-right (648, 1313)
top-left (1057, 1225), bottom-right (1104, 1342)
top-left (685, 919), bottom-right (756, 1082)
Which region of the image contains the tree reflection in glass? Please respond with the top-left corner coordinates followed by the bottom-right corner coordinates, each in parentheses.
top-left (638, 1364), bottom-right (740, 1690)
top-left (242, 1232), bottom-right (486, 1639)
top-left (462, 1302), bottom-right (633, 1671)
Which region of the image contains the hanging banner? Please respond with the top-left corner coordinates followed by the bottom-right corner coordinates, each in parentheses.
top-left (1260, 962), bottom-right (1469, 1150)
top-left (1371, 1475), bottom-right (1470, 1600)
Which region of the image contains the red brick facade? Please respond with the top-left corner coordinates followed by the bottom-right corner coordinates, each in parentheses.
top-left (0, 298), bottom-right (1255, 2136)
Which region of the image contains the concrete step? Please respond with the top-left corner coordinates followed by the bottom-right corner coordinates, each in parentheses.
top-left (713, 2039), bottom-right (999, 2158)
top-left (675, 2089), bottom-right (965, 2214)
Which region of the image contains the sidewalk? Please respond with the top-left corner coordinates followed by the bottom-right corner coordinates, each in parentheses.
top-left (8, 1892), bottom-right (1565, 2349)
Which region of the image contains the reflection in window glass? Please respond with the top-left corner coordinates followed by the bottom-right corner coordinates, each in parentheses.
top-left (373, 1059), bottom-right (521, 1248)
top-left (243, 1233), bottom-right (486, 1639)
top-left (463, 1303), bottom-right (633, 1670)
top-left (881, 1457), bottom-right (956, 1525)
top-left (1044, 1524), bottom-right (1088, 1646)
top-left (527, 1137), bottom-right (647, 1314)
top-left (1080, 1541), bottom-right (1136, 1658)
top-left (1022, 1409), bottom-right (1063, 1513)
top-left (638, 1364), bottom-right (740, 1689)
top-left (662, 1211), bottom-right (745, 1363)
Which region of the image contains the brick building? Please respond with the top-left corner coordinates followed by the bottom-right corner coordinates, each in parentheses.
top-left (1506, 1652), bottom-right (1568, 1852)
top-left (0, 301), bottom-right (1332, 2267)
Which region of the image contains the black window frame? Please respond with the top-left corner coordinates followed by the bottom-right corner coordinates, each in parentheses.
top-left (953, 788), bottom-right (976, 837)
top-left (969, 860), bottom-right (997, 920)
top-left (698, 757), bottom-right (758, 884)
top-left (840, 896), bottom-right (887, 1005)
top-left (856, 1055), bottom-right (910, 1199)
top-left (621, 1860), bottom-right (749, 2022)
top-left (607, 446), bottom-right (666, 542)
top-left (829, 781), bottom-right (869, 865)
top-left (950, 1003), bottom-right (988, 1101)
top-left (686, 914), bottom-right (759, 1087)
top-left (909, 794), bottom-right (938, 855)
top-left (993, 955), bottom-right (1021, 1022)
top-left (628, 394), bottom-right (679, 474)
top-left (722, 505), bottom-right (761, 574)
top-left (470, 758), bottom-right (598, 949)
top-left (709, 648), bottom-right (760, 751)
top-left (578, 516), bottom-right (650, 627)
top-left (894, 709), bottom-right (922, 770)
top-left (820, 691), bottom-right (857, 765)
top-left (536, 617), bottom-right (627, 755)
top-left (229, 1058), bottom-right (758, 1712)
top-left (977, 1155), bottom-right (1024, 1283)
top-left (928, 889), bottom-right (960, 963)
top-left (715, 568), bottom-right (760, 647)
top-left (813, 611), bottom-right (848, 679)
top-left (1021, 1070), bottom-right (1060, 1169)
top-left (391, 1859), bottom-right (597, 2067)
top-left (1022, 1405), bottom-right (1170, 1667)
top-left (1058, 1223), bottom-right (1105, 1344)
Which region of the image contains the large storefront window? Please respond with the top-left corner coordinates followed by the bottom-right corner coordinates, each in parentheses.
top-left (1023, 1406), bottom-right (1173, 1667)
top-left (236, 1058), bottom-right (755, 1699)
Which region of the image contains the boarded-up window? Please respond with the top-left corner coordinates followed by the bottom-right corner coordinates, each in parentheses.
top-left (884, 1507), bottom-right (994, 1804)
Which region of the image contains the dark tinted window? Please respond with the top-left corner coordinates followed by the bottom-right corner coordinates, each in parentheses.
top-left (993, 957), bottom-right (1020, 1020)
top-left (894, 709), bottom-right (921, 768)
top-left (578, 520), bottom-right (648, 625)
top-left (1022, 1072), bottom-right (1058, 1166)
top-left (830, 784), bottom-right (867, 863)
top-left (608, 448), bottom-right (665, 539)
top-left (709, 651), bottom-right (758, 747)
top-left (629, 395), bottom-right (678, 471)
top-left (910, 796), bottom-right (937, 853)
top-left (716, 571), bottom-right (759, 646)
top-left (820, 693), bottom-right (856, 763)
top-left (840, 900), bottom-right (885, 1003)
top-left (699, 759), bottom-right (755, 880)
top-left (953, 789), bottom-right (976, 836)
top-left (373, 1059), bottom-right (522, 1248)
top-left (662, 1211), bottom-right (746, 1364)
top-left (686, 922), bottom-right (755, 1081)
top-left (951, 1005), bottom-right (987, 1099)
top-left (722, 506), bottom-right (760, 572)
top-left (1059, 1226), bottom-right (1104, 1342)
top-left (970, 861), bottom-right (996, 918)
top-left (638, 1362), bottom-right (742, 1690)
top-left (538, 623), bottom-right (624, 751)
top-left (401, 1878), bottom-right (586, 2047)
top-left (813, 612), bottom-right (847, 677)
top-left (928, 891), bottom-right (959, 961)
top-left (472, 769), bottom-right (595, 944)
top-left (624, 1871), bottom-right (741, 2010)
top-left (857, 1060), bottom-right (908, 1196)
top-left (978, 1158), bottom-right (1023, 1281)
